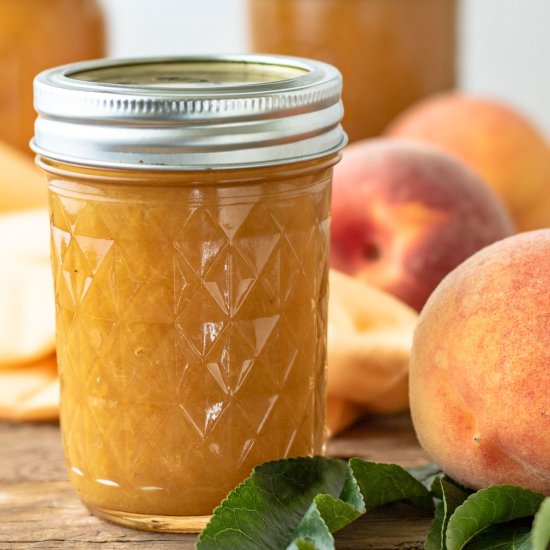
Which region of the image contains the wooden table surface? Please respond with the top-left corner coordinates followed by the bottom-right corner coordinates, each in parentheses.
top-left (0, 414), bottom-right (433, 549)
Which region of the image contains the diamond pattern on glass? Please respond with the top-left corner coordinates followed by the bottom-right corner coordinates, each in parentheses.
top-left (51, 171), bottom-right (331, 516)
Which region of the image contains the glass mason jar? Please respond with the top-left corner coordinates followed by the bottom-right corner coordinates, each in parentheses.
top-left (0, 0), bottom-right (105, 155)
top-left (248, 0), bottom-right (457, 142)
top-left (32, 56), bottom-right (345, 532)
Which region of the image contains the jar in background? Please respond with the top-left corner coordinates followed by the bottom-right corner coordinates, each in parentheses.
top-left (248, 0), bottom-right (457, 142)
top-left (32, 56), bottom-right (345, 532)
top-left (0, 0), bottom-right (105, 154)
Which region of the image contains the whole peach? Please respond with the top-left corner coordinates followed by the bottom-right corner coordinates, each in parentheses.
top-left (330, 139), bottom-right (515, 311)
top-left (386, 93), bottom-right (550, 230)
top-left (410, 230), bottom-right (550, 495)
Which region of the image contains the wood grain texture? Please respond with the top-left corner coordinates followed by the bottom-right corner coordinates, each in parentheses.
top-left (0, 414), bottom-right (432, 549)
top-left (327, 413), bottom-right (430, 466)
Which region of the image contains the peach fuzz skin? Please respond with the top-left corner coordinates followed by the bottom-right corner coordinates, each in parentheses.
top-left (410, 230), bottom-right (550, 495)
top-left (330, 139), bottom-right (515, 311)
top-left (386, 93), bottom-right (550, 230)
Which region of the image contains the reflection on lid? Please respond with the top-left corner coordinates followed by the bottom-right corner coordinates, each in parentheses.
top-left (69, 60), bottom-right (309, 89)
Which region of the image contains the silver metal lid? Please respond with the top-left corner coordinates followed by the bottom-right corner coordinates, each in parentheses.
top-left (31, 55), bottom-right (346, 170)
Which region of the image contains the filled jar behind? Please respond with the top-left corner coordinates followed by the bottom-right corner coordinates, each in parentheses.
top-left (0, 0), bottom-right (104, 154)
top-left (248, 0), bottom-right (457, 142)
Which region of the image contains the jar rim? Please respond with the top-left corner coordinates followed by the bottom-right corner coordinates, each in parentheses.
top-left (32, 54), bottom-right (347, 170)
top-left (36, 152), bottom-right (342, 184)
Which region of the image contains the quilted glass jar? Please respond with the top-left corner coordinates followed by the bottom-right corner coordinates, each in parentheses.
top-left (32, 56), bottom-right (345, 532)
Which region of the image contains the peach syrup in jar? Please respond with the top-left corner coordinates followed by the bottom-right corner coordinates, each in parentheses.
top-left (32, 56), bottom-right (346, 532)
top-left (249, 0), bottom-right (457, 142)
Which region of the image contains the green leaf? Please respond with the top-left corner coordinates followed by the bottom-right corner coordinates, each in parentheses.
top-left (287, 501), bottom-right (334, 550)
top-left (288, 492), bottom-right (364, 550)
top-left (291, 538), bottom-right (321, 550)
top-left (532, 497), bottom-right (550, 550)
top-left (197, 454), bottom-right (548, 550)
top-left (312, 493), bottom-right (362, 533)
top-left (463, 518), bottom-right (533, 549)
top-left (407, 463), bottom-right (444, 491)
top-left (445, 485), bottom-right (545, 550)
top-left (339, 464), bottom-right (367, 515)
top-left (430, 476), bottom-right (474, 501)
top-left (196, 456), bottom-right (435, 550)
top-left (349, 458), bottom-right (434, 512)
top-left (196, 456), bottom-right (347, 550)
top-left (428, 502), bottom-right (447, 550)
top-left (280, 463), bottom-right (366, 550)
top-left (425, 477), bottom-right (470, 550)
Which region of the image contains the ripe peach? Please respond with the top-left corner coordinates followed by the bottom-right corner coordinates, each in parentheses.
top-left (386, 93), bottom-right (550, 230)
top-left (330, 139), bottom-right (515, 311)
top-left (410, 230), bottom-right (550, 495)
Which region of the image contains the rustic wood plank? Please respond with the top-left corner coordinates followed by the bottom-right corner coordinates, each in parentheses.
top-left (0, 478), bottom-right (197, 548)
top-left (326, 413), bottom-right (430, 467)
top-left (0, 416), bottom-right (432, 549)
top-left (335, 505), bottom-right (432, 550)
top-left (1, 545), bottom-right (187, 549)
top-left (0, 422), bottom-right (66, 483)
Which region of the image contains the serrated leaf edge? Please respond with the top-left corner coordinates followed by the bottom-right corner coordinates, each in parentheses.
top-left (197, 457), bottom-right (434, 550)
top-left (445, 484), bottom-right (545, 550)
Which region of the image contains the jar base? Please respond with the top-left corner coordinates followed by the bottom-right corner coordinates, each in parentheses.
top-left (88, 505), bottom-right (212, 533)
